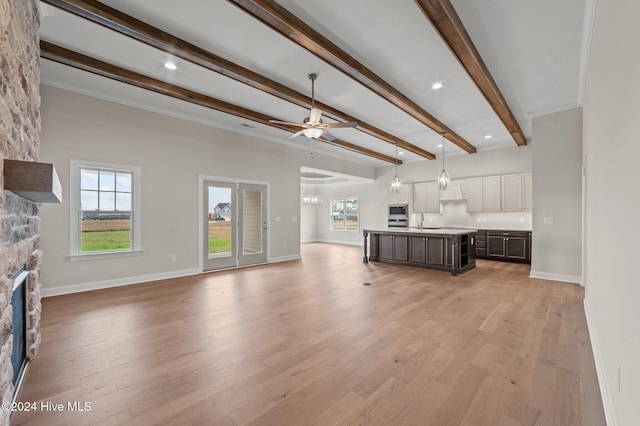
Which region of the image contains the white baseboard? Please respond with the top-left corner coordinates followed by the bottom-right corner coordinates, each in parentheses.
top-left (43, 254), bottom-right (304, 297)
top-left (529, 270), bottom-right (582, 284)
top-left (269, 254), bottom-right (301, 263)
top-left (300, 239), bottom-right (317, 244)
top-left (584, 299), bottom-right (620, 426)
top-left (43, 268), bottom-right (201, 297)
top-left (315, 239), bottom-right (362, 247)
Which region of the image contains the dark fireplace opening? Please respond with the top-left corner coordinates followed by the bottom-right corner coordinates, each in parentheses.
top-left (10, 267), bottom-right (28, 398)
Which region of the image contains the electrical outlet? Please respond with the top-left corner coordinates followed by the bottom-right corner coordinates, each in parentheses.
top-left (284, 243), bottom-right (288, 250)
top-left (520, 217), bottom-right (525, 223)
top-left (170, 255), bottom-right (176, 263)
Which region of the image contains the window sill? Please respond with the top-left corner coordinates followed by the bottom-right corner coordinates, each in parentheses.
top-left (67, 249), bottom-right (143, 262)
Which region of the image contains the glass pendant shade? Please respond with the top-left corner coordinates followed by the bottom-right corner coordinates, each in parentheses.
top-left (437, 133), bottom-right (449, 190)
top-left (391, 174), bottom-right (401, 193)
top-left (304, 128), bottom-right (323, 139)
top-left (438, 169), bottom-right (450, 190)
top-left (391, 144), bottom-right (401, 193)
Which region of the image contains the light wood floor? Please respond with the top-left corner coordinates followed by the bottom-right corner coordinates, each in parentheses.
top-left (13, 243), bottom-right (605, 425)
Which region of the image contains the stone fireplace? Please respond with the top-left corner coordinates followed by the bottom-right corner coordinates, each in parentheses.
top-left (0, 0), bottom-right (44, 422)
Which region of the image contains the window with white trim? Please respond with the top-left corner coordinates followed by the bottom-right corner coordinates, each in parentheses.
top-left (330, 197), bottom-right (359, 231)
top-left (69, 160), bottom-right (141, 259)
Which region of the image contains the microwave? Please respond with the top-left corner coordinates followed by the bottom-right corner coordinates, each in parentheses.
top-left (388, 204), bottom-right (408, 228)
top-left (388, 204), bottom-right (408, 217)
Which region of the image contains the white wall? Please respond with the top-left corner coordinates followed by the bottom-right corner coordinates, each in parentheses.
top-left (530, 108), bottom-right (583, 283)
top-left (300, 203), bottom-right (317, 242)
top-left (38, 86), bottom-right (374, 294)
top-left (582, 1), bottom-right (640, 424)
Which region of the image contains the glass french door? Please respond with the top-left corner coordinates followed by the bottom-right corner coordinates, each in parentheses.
top-left (203, 180), bottom-right (267, 271)
top-left (238, 183), bottom-right (267, 266)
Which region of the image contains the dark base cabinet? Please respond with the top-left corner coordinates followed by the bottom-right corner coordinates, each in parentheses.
top-left (410, 236), bottom-right (446, 266)
top-left (364, 230), bottom-right (476, 276)
top-left (379, 234), bottom-right (408, 261)
top-left (476, 230), bottom-right (531, 264)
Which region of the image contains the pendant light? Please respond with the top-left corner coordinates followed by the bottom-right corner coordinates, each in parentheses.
top-left (437, 132), bottom-right (450, 190)
top-left (391, 144), bottom-right (401, 193)
top-left (310, 172), bottom-right (321, 205)
top-left (301, 175), bottom-right (310, 205)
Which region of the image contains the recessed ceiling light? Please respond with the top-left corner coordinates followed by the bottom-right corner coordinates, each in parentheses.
top-left (484, 134), bottom-right (492, 139)
top-left (398, 151), bottom-right (404, 155)
top-left (437, 144), bottom-right (443, 148)
top-left (164, 61), bottom-right (177, 70)
top-left (432, 82), bottom-right (443, 90)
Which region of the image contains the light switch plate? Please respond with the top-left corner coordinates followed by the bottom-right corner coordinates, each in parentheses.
top-left (275, 216), bottom-right (281, 223)
top-left (292, 216), bottom-right (298, 222)
top-left (544, 217), bottom-right (554, 224)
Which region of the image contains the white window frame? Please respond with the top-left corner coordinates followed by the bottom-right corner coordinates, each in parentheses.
top-left (68, 159), bottom-right (142, 261)
top-left (329, 196), bottom-right (359, 232)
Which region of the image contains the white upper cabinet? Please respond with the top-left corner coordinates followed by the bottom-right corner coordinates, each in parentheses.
top-left (483, 176), bottom-right (502, 212)
top-left (413, 181), bottom-right (439, 213)
top-left (414, 173), bottom-right (532, 213)
top-left (502, 174), bottom-right (524, 211)
top-left (466, 178), bottom-right (484, 212)
top-left (523, 172), bottom-right (533, 211)
top-left (501, 173), bottom-right (532, 212)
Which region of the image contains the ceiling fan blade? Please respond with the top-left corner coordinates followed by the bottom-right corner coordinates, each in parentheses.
top-left (269, 120), bottom-right (305, 127)
top-left (288, 129), bottom-right (307, 139)
top-left (309, 107), bottom-right (322, 124)
top-left (321, 131), bottom-right (336, 141)
top-left (322, 121), bottom-right (358, 129)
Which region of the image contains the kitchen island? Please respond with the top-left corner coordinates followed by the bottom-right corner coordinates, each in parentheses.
top-left (363, 228), bottom-right (477, 275)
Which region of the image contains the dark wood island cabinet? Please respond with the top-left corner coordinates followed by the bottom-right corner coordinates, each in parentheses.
top-left (475, 230), bottom-right (532, 263)
top-left (363, 229), bottom-right (476, 275)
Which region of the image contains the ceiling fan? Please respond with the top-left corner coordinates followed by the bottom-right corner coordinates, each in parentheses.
top-left (270, 73), bottom-right (357, 141)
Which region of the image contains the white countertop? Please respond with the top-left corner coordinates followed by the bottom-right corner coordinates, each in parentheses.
top-left (366, 228), bottom-right (477, 236)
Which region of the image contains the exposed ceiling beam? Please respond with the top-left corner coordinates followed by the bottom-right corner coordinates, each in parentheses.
top-left (227, 0), bottom-right (477, 154)
top-left (41, 0), bottom-right (433, 160)
top-left (40, 41), bottom-right (401, 165)
top-left (414, 0), bottom-right (526, 146)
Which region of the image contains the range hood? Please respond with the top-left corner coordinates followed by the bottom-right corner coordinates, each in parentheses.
top-left (3, 159), bottom-right (62, 203)
top-left (439, 185), bottom-right (466, 202)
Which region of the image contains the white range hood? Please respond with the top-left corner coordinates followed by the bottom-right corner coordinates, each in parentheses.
top-left (439, 185), bottom-right (466, 202)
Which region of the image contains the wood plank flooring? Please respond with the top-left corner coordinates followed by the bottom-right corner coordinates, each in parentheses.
top-left (12, 243), bottom-right (605, 425)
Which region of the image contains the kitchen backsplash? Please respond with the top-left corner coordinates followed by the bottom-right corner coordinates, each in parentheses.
top-left (409, 201), bottom-right (532, 230)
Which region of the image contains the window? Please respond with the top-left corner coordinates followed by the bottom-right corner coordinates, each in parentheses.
top-left (330, 197), bottom-right (359, 231)
top-left (69, 160), bottom-right (141, 259)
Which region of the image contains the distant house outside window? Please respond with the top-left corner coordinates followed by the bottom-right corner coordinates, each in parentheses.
top-left (69, 160), bottom-right (141, 260)
top-left (330, 197), bottom-right (359, 231)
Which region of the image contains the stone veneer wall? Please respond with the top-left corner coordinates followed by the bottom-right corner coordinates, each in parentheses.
top-left (0, 0), bottom-right (42, 420)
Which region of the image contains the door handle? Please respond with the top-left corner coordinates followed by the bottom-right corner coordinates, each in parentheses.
top-left (263, 222), bottom-right (268, 230)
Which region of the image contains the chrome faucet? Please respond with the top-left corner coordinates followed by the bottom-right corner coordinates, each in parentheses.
top-left (419, 213), bottom-right (424, 230)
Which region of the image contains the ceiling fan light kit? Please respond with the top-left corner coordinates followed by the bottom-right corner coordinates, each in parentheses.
top-left (270, 73), bottom-right (357, 141)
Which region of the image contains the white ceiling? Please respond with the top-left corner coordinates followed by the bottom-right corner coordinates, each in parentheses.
top-left (39, 0), bottom-right (593, 167)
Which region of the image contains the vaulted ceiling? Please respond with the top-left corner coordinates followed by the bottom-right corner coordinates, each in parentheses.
top-left (38, 0), bottom-right (593, 167)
